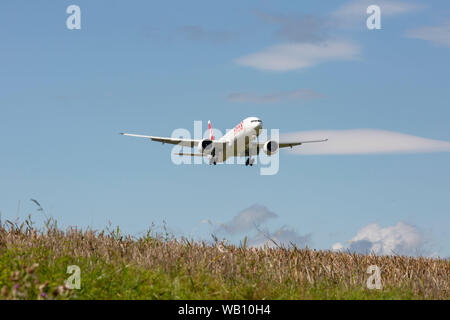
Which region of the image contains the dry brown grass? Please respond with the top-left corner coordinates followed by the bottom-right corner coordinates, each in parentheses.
top-left (0, 217), bottom-right (448, 299)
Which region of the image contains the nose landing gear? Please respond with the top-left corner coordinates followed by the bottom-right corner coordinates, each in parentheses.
top-left (245, 158), bottom-right (255, 166)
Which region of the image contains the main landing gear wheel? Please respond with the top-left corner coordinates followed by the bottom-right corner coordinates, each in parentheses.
top-left (209, 156), bottom-right (217, 165)
top-left (245, 158), bottom-right (254, 166)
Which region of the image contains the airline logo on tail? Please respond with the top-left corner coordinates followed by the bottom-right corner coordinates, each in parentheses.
top-left (208, 120), bottom-right (214, 141)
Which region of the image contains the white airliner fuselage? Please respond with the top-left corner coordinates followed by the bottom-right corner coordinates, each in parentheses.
top-left (120, 117), bottom-right (327, 166)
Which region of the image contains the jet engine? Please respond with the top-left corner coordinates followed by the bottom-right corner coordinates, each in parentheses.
top-left (263, 140), bottom-right (279, 155)
top-left (197, 139), bottom-right (214, 154)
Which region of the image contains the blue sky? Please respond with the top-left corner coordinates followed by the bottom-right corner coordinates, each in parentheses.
top-left (1, 1), bottom-right (449, 257)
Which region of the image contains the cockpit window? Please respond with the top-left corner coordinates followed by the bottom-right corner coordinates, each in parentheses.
top-left (251, 120), bottom-right (262, 123)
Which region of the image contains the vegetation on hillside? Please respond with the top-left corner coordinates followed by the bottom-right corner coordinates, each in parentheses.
top-left (0, 217), bottom-right (448, 300)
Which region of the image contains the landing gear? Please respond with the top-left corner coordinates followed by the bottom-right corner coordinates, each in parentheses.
top-left (245, 157), bottom-right (255, 166)
top-left (208, 155), bottom-right (217, 165)
top-left (208, 149), bottom-right (217, 165)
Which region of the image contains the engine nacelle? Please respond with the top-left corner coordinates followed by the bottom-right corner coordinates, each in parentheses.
top-left (197, 139), bottom-right (214, 153)
top-left (263, 140), bottom-right (279, 155)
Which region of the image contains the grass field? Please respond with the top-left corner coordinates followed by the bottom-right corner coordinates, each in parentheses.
top-left (0, 217), bottom-right (448, 300)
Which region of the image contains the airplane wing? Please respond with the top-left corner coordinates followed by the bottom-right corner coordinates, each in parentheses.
top-left (120, 133), bottom-right (201, 148)
top-left (257, 139), bottom-right (328, 149)
top-left (278, 139), bottom-right (328, 149)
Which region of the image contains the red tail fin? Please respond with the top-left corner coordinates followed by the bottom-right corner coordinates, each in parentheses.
top-left (208, 120), bottom-right (214, 141)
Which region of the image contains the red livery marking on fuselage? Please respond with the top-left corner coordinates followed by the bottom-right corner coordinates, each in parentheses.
top-left (233, 121), bottom-right (244, 136)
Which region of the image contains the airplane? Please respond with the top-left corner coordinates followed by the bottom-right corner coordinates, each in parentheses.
top-left (120, 117), bottom-right (327, 166)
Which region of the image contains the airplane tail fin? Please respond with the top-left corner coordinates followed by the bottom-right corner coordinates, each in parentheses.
top-left (208, 120), bottom-right (214, 141)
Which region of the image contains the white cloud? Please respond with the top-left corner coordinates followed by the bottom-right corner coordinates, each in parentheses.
top-left (227, 88), bottom-right (323, 103)
top-left (282, 129), bottom-right (450, 155)
top-left (333, 0), bottom-right (421, 23)
top-left (407, 21), bottom-right (450, 47)
top-left (234, 1), bottom-right (422, 72)
top-left (200, 219), bottom-right (213, 225)
top-left (235, 41), bottom-right (360, 72)
top-left (332, 242), bottom-right (344, 252)
top-left (217, 204), bottom-right (277, 235)
top-left (332, 222), bottom-right (428, 256)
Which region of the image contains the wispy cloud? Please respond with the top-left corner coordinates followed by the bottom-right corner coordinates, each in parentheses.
top-left (235, 1), bottom-right (421, 72)
top-left (332, 0), bottom-right (421, 25)
top-left (255, 11), bottom-right (329, 43)
top-left (140, 25), bottom-right (235, 44)
top-left (332, 222), bottom-right (429, 256)
top-left (178, 25), bottom-right (235, 43)
top-left (227, 88), bottom-right (323, 103)
top-left (282, 129), bottom-right (450, 155)
top-left (235, 41), bottom-right (360, 72)
top-left (407, 21), bottom-right (450, 47)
